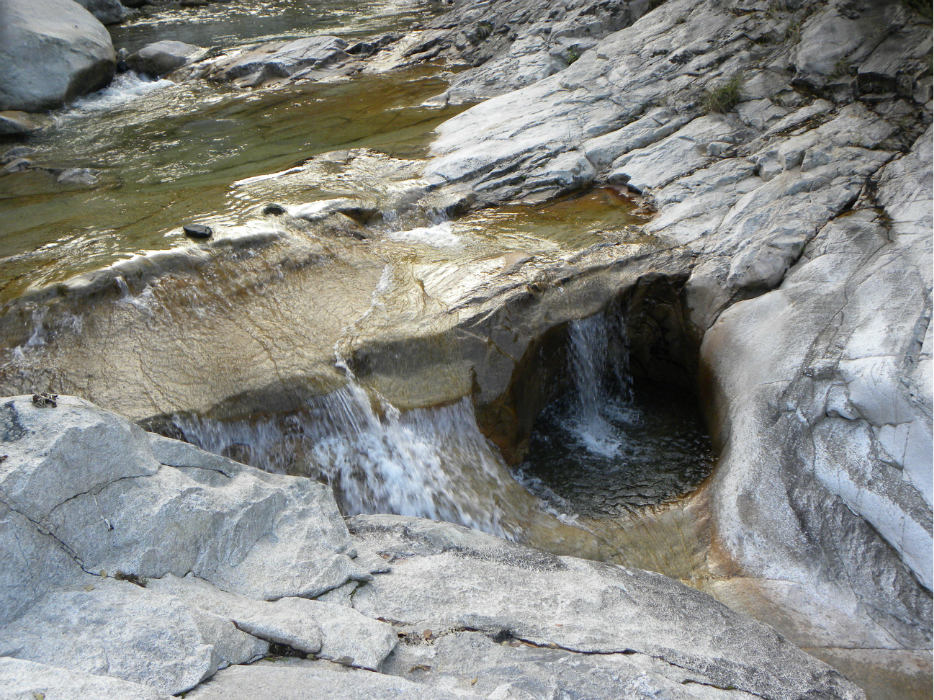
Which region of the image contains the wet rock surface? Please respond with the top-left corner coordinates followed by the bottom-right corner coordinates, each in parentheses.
top-left (127, 40), bottom-right (206, 77)
top-left (0, 0), bottom-right (930, 696)
top-left (0, 400), bottom-right (866, 698)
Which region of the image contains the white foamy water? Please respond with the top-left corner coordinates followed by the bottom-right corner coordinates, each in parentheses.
top-left (66, 72), bottom-right (174, 114)
top-left (388, 221), bottom-right (461, 248)
top-left (561, 313), bottom-right (634, 457)
top-left (173, 383), bottom-right (517, 538)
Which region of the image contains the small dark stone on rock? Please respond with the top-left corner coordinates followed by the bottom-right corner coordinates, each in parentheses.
top-left (183, 223), bottom-right (213, 239)
top-left (32, 392), bottom-right (58, 408)
top-left (262, 203), bottom-right (287, 216)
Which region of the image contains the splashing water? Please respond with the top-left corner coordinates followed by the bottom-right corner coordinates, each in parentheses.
top-left (173, 384), bottom-right (521, 539)
top-left (520, 311), bottom-right (714, 517)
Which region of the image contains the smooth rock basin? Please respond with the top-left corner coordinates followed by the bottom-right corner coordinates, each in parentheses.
top-left (0, 0), bottom-right (930, 697)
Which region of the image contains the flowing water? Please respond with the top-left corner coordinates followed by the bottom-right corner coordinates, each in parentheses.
top-left (0, 0), bottom-right (711, 568)
top-left (518, 313), bottom-right (715, 518)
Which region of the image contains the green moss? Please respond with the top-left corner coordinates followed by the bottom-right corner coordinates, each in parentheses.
top-left (702, 75), bottom-right (744, 114)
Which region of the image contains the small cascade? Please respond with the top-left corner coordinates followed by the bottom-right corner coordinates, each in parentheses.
top-left (173, 384), bottom-right (521, 539)
top-left (519, 311), bottom-right (714, 517)
top-left (563, 312), bottom-right (634, 458)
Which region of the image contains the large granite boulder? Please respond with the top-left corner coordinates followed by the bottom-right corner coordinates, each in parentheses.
top-left (0, 0), bottom-right (116, 112)
top-left (127, 40), bottom-right (206, 78)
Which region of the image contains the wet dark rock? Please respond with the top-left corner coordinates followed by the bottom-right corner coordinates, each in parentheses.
top-left (57, 167), bottom-right (100, 185)
top-left (127, 40), bottom-right (206, 78)
top-left (74, 0), bottom-right (127, 25)
top-left (0, 111), bottom-right (40, 137)
top-left (183, 223), bottom-right (213, 239)
top-left (0, 0), bottom-right (116, 112)
top-left (262, 203), bottom-right (287, 216)
top-left (1, 146), bottom-right (36, 163)
top-left (2, 158), bottom-right (32, 174)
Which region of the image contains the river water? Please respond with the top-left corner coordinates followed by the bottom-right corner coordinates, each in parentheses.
top-left (0, 0), bottom-right (713, 573)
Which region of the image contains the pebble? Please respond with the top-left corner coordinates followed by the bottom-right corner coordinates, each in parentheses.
top-left (183, 223), bottom-right (213, 239)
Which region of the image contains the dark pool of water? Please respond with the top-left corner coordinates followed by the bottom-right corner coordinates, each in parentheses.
top-left (516, 313), bottom-right (714, 517)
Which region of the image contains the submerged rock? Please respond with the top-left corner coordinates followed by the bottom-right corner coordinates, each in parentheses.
top-left (0, 0), bottom-right (116, 112)
top-left (0, 111), bottom-right (40, 136)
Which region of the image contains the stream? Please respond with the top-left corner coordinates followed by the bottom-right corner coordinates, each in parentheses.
top-left (0, 0), bottom-right (715, 579)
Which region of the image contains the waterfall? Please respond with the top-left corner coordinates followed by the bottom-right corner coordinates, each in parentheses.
top-left (173, 384), bottom-right (519, 539)
top-left (563, 312), bottom-right (635, 458)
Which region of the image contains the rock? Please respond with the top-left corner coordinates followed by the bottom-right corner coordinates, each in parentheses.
top-left (2, 158), bottom-right (31, 174)
top-left (346, 514), bottom-right (864, 700)
top-left (700, 128), bottom-right (933, 642)
top-left (0, 111), bottom-right (40, 136)
top-left (0, 0), bottom-right (116, 112)
top-left (57, 167), bottom-right (100, 185)
top-left (148, 573), bottom-right (398, 669)
top-left (287, 198), bottom-right (378, 224)
top-left (385, 629), bottom-right (759, 700)
top-left (73, 0), bottom-right (126, 25)
top-left (186, 659), bottom-right (472, 700)
top-left (184, 223), bottom-right (213, 239)
top-left (263, 203), bottom-right (287, 216)
top-left (0, 657), bottom-right (171, 700)
top-left (0, 145), bottom-right (36, 163)
top-left (194, 36), bottom-right (352, 87)
top-left (0, 579), bottom-right (266, 695)
top-left (127, 40), bottom-right (206, 77)
top-left (0, 396), bottom-right (370, 600)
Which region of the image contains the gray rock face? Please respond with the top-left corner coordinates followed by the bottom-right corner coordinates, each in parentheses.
top-left (127, 40), bottom-right (205, 77)
top-left (182, 36), bottom-right (352, 87)
top-left (0, 657), bottom-right (170, 700)
top-left (0, 396), bottom-right (368, 601)
top-left (73, 0), bottom-right (126, 25)
top-left (186, 659), bottom-right (471, 700)
top-left (404, 0), bottom-right (933, 650)
top-left (0, 398), bottom-right (870, 699)
top-left (346, 514), bottom-right (864, 700)
top-left (372, 0), bottom-right (655, 105)
top-left (0, 0), bottom-right (116, 112)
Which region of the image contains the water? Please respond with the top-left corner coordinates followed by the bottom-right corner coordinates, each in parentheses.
top-left (518, 312), bottom-right (715, 518)
top-left (170, 383), bottom-right (521, 538)
top-left (110, 0), bottom-right (441, 54)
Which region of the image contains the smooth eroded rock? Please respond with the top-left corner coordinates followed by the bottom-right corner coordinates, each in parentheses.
top-left (0, 0), bottom-right (116, 112)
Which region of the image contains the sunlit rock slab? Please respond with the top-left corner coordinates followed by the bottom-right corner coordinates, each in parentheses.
top-left (346, 514), bottom-right (866, 700)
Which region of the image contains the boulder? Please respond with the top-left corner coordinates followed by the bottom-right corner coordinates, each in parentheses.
top-left (0, 0), bottom-right (116, 112)
top-left (73, 0), bottom-right (126, 25)
top-left (0, 111), bottom-right (40, 136)
top-left (185, 36), bottom-right (352, 87)
top-left (127, 40), bottom-right (206, 77)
